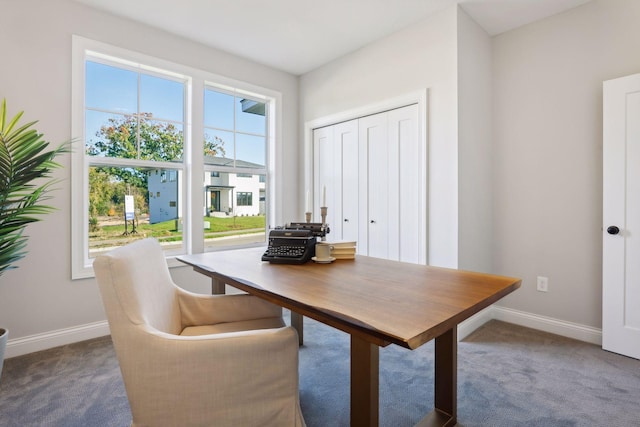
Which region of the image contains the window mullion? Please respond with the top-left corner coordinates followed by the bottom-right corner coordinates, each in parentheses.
top-left (137, 72), bottom-right (141, 159)
top-left (233, 94), bottom-right (237, 168)
top-left (190, 78), bottom-right (205, 254)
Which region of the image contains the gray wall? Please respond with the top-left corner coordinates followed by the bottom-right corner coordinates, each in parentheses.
top-left (457, 7), bottom-right (493, 274)
top-left (492, 0), bottom-right (640, 328)
top-left (4, 0), bottom-right (640, 355)
top-left (301, 0), bottom-right (640, 331)
top-left (300, 6), bottom-right (461, 269)
top-left (0, 0), bottom-right (299, 351)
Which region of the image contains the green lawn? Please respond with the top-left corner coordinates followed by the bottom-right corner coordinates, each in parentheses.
top-left (202, 215), bottom-right (266, 232)
top-left (90, 215), bottom-right (266, 244)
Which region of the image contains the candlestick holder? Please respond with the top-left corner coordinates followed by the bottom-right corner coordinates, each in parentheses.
top-left (320, 206), bottom-right (328, 241)
top-left (305, 212), bottom-right (312, 223)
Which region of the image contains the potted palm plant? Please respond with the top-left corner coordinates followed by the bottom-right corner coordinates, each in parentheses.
top-left (0, 99), bottom-right (68, 380)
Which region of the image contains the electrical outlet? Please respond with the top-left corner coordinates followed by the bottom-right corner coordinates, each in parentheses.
top-left (536, 276), bottom-right (549, 292)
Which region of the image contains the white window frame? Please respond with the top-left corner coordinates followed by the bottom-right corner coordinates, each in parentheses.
top-left (71, 36), bottom-right (280, 279)
top-left (201, 83), bottom-right (269, 233)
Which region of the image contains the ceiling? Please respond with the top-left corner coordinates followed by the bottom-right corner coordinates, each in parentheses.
top-left (73, 0), bottom-right (592, 75)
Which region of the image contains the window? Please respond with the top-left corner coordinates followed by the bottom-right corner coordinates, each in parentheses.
top-left (202, 86), bottom-right (268, 250)
top-left (72, 36), bottom-right (280, 278)
top-left (237, 192), bottom-right (253, 206)
top-left (83, 57), bottom-right (187, 257)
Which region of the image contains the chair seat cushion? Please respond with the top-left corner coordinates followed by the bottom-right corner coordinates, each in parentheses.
top-left (180, 317), bottom-right (286, 336)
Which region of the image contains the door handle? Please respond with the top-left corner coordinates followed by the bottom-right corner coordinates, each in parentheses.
top-left (344, 218), bottom-right (349, 222)
top-left (370, 220), bottom-right (376, 224)
top-left (607, 225), bottom-right (620, 235)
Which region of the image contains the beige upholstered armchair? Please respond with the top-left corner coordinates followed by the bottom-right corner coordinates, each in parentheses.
top-left (93, 238), bottom-right (306, 427)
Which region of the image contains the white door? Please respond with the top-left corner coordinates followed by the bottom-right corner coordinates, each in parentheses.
top-left (603, 73), bottom-right (640, 359)
top-left (313, 125), bottom-right (335, 226)
top-left (390, 104), bottom-right (422, 264)
top-left (360, 104), bottom-right (422, 263)
top-left (359, 112), bottom-right (389, 259)
top-left (313, 121), bottom-right (358, 241)
top-left (335, 120), bottom-right (359, 243)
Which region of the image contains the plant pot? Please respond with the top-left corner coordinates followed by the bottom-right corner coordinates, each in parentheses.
top-left (0, 328), bottom-right (7, 381)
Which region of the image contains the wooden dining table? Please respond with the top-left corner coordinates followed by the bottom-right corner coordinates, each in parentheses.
top-left (177, 247), bottom-right (521, 427)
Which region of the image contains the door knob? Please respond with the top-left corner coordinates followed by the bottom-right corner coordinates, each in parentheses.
top-left (370, 220), bottom-right (376, 224)
top-left (607, 226), bottom-right (620, 235)
top-left (344, 218), bottom-right (349, 222)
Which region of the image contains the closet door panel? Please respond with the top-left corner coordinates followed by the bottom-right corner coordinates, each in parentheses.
top-left (390, 104), bottom-right (422, 263)
top-left (335, 120), bottom-right (359, 242)
top-left (387, 112), bottom-right (401, 261)
top-left (313, 126), bottom-right (335, 226)
top-left (358, 120), bottom-right (369, 255)
top-left (360, 113), bottom-right (389, 259)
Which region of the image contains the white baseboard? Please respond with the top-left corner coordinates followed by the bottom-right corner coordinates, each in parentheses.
top-left (4, 305), bottom-right (602, 359)
top-left (492, 305), bottom-right (602, 345)
top-left (457, 305), bottom-right (602, 346)
top-left (457, 306), bottom-right (494, 341)
top-left (5, 321), bottom-right (110, 359)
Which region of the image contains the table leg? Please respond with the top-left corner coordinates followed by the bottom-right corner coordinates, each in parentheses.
top-left (211, 277), bottom-right (225, 295)
top-left (434, 327), bottom-right (457, 422)
top-left (351, 335), bottom-right (379, 427)
top-left (291, 311), bottom-right (304, 345)
top-left (416, 327), bottom-right (457, 427)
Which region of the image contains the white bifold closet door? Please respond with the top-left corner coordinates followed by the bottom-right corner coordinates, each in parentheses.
top-left (312, 119), bottom-right (358, 243)
top-left (313, 103), bottom-right (424, 264)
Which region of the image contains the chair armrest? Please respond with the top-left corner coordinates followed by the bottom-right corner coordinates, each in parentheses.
top-left (176, 287), bottom-right (282, 328)
top-left (117, 324), bottom-right (303, 426)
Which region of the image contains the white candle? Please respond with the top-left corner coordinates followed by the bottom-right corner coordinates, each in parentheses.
top-left (305, 190), bottom-right (310, 212)
top-left (322, 186), bottom-right (326, 207)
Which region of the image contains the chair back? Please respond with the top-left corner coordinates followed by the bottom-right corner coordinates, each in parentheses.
top-left (93, 238), bottom-right (182, 336)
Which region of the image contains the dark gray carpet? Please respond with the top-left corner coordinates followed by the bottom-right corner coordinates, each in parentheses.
top-left (1, 317), bottom-right (639, 426)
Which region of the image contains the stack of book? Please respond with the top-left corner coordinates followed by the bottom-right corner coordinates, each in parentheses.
top-left (329, 241), bottom-right (357, 260)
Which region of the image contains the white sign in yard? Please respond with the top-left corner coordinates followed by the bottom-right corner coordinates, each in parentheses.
top-left (124, 195), bottom-right (135, 220)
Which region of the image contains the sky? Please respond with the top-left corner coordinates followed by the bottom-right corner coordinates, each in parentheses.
top-left (84, 60), bottom-right (266, 166)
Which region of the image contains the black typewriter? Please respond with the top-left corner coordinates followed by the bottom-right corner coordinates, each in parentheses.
top-left (261, 229), bottom-right (317, 264)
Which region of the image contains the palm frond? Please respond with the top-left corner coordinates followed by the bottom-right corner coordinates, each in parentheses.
top-left (0, 99), bottom-right (69, 276)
